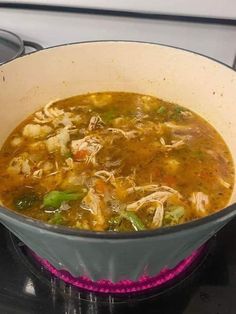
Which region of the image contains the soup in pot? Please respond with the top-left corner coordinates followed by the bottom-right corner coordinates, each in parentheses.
top-left (0, 92), bottom-right (234, 231)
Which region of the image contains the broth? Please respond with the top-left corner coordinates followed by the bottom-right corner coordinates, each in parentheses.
top-left (0, 92), bottom-right (234, 231)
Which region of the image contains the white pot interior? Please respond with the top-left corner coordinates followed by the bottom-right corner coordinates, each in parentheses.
top-left (0, 41), bottom-right (236, 205)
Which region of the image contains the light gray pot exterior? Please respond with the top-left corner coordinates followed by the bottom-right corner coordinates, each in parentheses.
top-left (0, 206), bottom-right (234, 282)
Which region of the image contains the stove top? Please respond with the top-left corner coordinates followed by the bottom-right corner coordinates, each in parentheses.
top-left (1, 219), bottom-right (236, 314)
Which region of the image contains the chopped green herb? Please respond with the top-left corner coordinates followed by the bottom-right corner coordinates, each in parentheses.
top-left (163, 205), bottom-right (185, 226)
top-left (43, 190), bottom-right (85, 209)
top-left (14, 193), bottom-right (39, 210)
top-left (171, 106), bottom-right (185, 120)
top-left (192, 150), bottom-right (205, 160)
top-left (156, 106), bottom-right (166, 114)
top-left (48, 212), bottom-right (64, 225)
top-left (101, 109), bottom-right (118, 123)
top-left (64, 151), bottom-right (72, 158)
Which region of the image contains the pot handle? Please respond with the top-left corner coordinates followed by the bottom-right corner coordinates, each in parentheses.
top-left (23, 40), bottom-right (43, 52)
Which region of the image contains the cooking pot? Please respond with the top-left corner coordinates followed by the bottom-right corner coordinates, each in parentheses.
top-left (0, 41), bottom-right (235, 282)
top-left (0, 29), bottom-right (43, 64)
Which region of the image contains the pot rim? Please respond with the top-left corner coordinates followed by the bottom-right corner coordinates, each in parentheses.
top-left (0, 39), bottom-right (235, 239)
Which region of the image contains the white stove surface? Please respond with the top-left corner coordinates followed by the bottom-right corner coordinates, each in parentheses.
top-left (0, 7), bottom-right (236, 66)
top-left (4, 0), bottom-right (236, 19)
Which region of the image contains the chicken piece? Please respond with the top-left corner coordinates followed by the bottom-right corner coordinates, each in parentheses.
top-left (34, 100), bottom-right (80, 130)
top-left (7, 153), bottom-right (31, 176)
top-left (160, 137), bottom-right (185, 150)
top-left (63, 157), bottom-right (74, 171)
top-left (45, 128), bottom-right (70, 155)
top-left (107, 128), bottom-right (138, 140)
top-left (88, 115), bottom-right (104, 131)
top-left (127, 186), bottom-right (180, 211)
top-left (190, 192), bottom-right (209, 216)
top-left (94, 170), bottom-right (116, 185)
top-left (218, 177), bottom-right (231, 189)
top-left (80, 188), bottom-right (105, 230)
top-left (34, 100), bottom-right (63, 124)
top-left (71, 136), bottom-right (102, 165)
top-left (151, 201), bottom-right (164, 227)
top-left (127, 184), bottom-right (179, 195)
top-left (23, 124), bottom-right (52, 139)
top-left (32, 169), bottom-right (43, 179)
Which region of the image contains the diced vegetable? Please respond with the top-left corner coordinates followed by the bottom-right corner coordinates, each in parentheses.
top-left (48, 212), bottom-right (64, 225)
top-left (95, 179), bottom-right (107, 194)
top-left (157, 106), bottom-right (166, 114)
top-left (163, 205), bottom-right (185, 226)
top-left (121, 211), bottom-right (145, 231)
top-left (101, 109), bottom-right (118, 123)
top-left (192, 150), bottom-right (205, 160)
top-left (171, 106), bottom-right (185, 120)
top-left (14, 193), bottom-right (39, 210)
top-left (73, 149), bottom-right (88, 160)
top-left (109, 211), bottom-right (145, 231)
top-left (64, 151), bottom-right (73, 158)
top-left (43, 190), bottom-right (85, 208)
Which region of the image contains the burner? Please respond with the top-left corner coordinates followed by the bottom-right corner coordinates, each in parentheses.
top-left (29, 244), bottom-right (207, 295)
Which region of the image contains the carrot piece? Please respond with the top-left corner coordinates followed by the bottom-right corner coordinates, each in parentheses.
top-left (73, 149), bottom-right (88, 160)
top-left (95, 179), bottom-right (107, 194)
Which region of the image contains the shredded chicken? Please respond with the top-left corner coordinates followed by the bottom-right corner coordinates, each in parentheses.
top-left (190, 192), bottom-right (209, 215)
top-left (71, 136), bottom-right (102, 165)
top-left (107, 128), bottom-right (138, 139)
top-left (164, 122), bottom-right (191, 130)
top-left (104, 159), bottom-right (122, 168)
top-left (34, 111), bottom-right (52, 124)
top-left (34, 100), bottom-right (62, 124)
top-left (32, 169), bottom-right (43, 179)
top-left (127, 184), bottom-right (159, 194)
top-left (151, 201), bottom-right (164, 227)
top-left (88, 115), bottom-right (104, 131)
top-left (160, 137), bottom-right (185, 149)
top-left (63, 157), bottom-right (74, 171)
top-left (164, 122), bottom-right (199, 138)
top-left (80, 188), bottom-right (105, 229)
top-left (218, 177), bottom-right (231, 189)
top-left (127, 186), bottom-right (180, 211)
top-left (34, 100), bottom-right (80, 130)
top-left (127, 185), bottom-right (179, 195)
top-left (59, 201), bottom-right (71, 211)
top-left (94, 170), bottom-right (115, 184)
